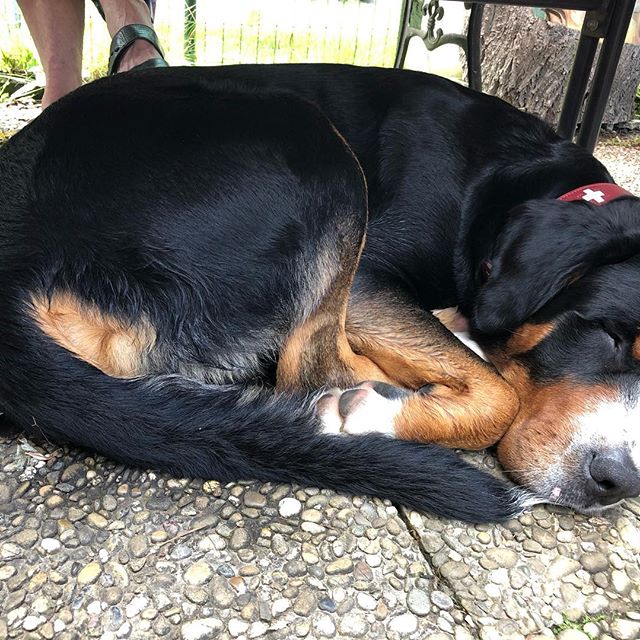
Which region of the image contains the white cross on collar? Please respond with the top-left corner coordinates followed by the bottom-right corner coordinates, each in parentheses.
top-left (582, 188), bottom-right (605, 203)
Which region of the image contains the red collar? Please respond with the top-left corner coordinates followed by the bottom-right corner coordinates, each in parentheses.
top-left (558, 182), bottom-right (635, 205)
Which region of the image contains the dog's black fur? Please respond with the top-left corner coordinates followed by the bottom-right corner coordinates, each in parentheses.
top-left (1, 64), bottom-right (637, 521)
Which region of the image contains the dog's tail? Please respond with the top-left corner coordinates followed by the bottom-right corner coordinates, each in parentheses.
top-left (0, 319), bottom-right (522, 523)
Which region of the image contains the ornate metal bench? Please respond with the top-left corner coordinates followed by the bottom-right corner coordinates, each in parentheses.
top-left (395, 0), bottom-right (636, 150)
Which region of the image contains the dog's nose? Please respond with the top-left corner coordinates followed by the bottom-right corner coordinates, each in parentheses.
top-left (587, 450), bottom-right (640, 504)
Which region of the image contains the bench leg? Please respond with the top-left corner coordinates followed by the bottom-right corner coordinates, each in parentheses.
top-left (577, 0), bottom-right (636, 151)
top-left (395, 0), bottom-right (415, 68)
top-left (467, 3), bottom-right (484, 91)
top-left (557, 26), bottom-right (599, 140)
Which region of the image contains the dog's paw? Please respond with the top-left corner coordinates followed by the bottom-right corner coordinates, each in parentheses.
top-left (340, 381), bottom-right (410, 436)
top-left (315, 388), bottom-right (344, 434)
top-left (316, 382), bottom-right (414, 436)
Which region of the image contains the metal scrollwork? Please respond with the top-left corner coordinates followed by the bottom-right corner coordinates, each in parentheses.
top-left (422, 0), bottom-right (467, 52)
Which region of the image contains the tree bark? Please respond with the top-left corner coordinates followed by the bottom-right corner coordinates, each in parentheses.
top-left (474, 6), bottom-right (640, 127)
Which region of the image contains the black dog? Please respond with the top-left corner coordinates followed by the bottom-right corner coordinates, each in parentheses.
top-left (1, 64), bottom-right (638, 522)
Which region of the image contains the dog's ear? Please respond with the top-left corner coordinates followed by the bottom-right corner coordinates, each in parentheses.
top-left (473, 198), bottom-right (640, 334)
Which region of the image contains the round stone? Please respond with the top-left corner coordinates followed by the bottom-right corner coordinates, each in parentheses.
top-left (522, 540), bottom-right (542, 553)
top-left (217, 563), bottom-right (235, 578)
top-left (611, 569), bottom-right (632, 595)
top-left (228, 619), bottom-right (249, 637)
top-left (314, 615), bottom-right (336, 637)
top-left (12, 529), bottom-right (38, 548)
top-left (301, 509), bottom-right (322, 523)
top-left (125, 595), bottom-right (148, 618)
top-left (338, 614), bottom-right (368, 637)
top-left (556, 629), bottom-right (590, 640)
top-left (580, 552), bottom-right (609, 574)
top-left (103, 495), bottom-right (118, 511)
top-left (211, 577), bottom-right (235, 608)
top-left (0, 566), bottom-right (16, 580)
top-left (278, 498), bottom-right (302, 518)
top-left (488, 568), bottom-right (509, 585)
top-left (389, 613), bottom-right (418, 635)
top-left (440, 561), bottom-right (470, 580)
top-left (104, 587), bottom-right (123, 605)
top-left (202, 481), bottom-right (221, 495)
top-left (407, 589), bottom-right (431, 616)
top-left (23, 616), bottom-right (44, 631)
top-left (585, 594), bottom-right (609, 614)
top-left (356, 593), bottom-right (377, 611)
top-left (609, 619), bottom-right (640, 640)
top-left (185, 588), bottom-right (208, 605)
top-left (180, 618), bottom-right (223, 640)
top-left (293, 590), bottom-right (316, 616)
top-left (128, 536), bottom-right (148, 558)
top-left (284, 561), bottom-right (307, 577)
top-left (619, 520), bottom-right (640, 552)
top-left (184, 562), bottom-right (213, 586)
top-left (230, 528), bottom-right (249, 550)
top-left (77, 562), bottom-right (102, 585)
top-left (41, 538), bottom-right (61, 553)
top-left (244, 491), bottom-right (266, 509)
top-left (271, 599), bottom-right (290, 616)
top-left (486, 548), bottom-right (518, 569)
top-left (170, 544), bottom-right (192, 560)
top-left (547, 556), bottom-right (581, 580)
top-left (326, 559), bottom-right (353, 575)
top-left (87, 513), bottom-right (108, 529)
top-left (248, 621), bottom-right (268, 638)
top-left (531, 527), bottom-right (557, 549)
top-left (318, 598), bottom-right (337, 613)
top-left (60, 463), bottom-right (85, 483)
top-left (430, 590), bottom-right (454, 611)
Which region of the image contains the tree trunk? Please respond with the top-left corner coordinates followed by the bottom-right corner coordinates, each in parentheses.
top-left (475, 6), bottom-right (640, 127)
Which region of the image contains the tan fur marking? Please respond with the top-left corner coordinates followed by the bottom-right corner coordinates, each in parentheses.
top-left (346, 293), bottom-right (520, 449)
top-left (31, 292), bottom-right (156, 378)
top-left (394, 379), bottom-right (519, 450)
top-left (276, 134), bottom-right (378, 392)
top-left (485, 327), bottom-right (617, 487)
top-left (633, 335), bottom-right (640, 360)
top-left (505, 322), bottom-right (555, 355)
top-left (277, 309), bottom-right (390, 391)
top-left (497, 381), bottom-right (616, 484)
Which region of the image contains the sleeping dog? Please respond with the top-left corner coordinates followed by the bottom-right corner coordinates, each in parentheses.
top-left (1, 64), bottom-right (638, 523)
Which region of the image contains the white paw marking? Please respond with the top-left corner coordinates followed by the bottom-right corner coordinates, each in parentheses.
top-left (316, 393), bottom-right (344, 434)
top-left (319, 409), bottom-right (343, 434)
top-left (342, 390), bottom-right (401, 436)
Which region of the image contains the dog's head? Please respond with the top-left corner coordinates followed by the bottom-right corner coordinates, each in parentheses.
top-left (472, 192), bottom-right (640, 513)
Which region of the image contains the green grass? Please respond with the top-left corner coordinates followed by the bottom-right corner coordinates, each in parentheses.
top-left (552, 613), bottom-right (608, 639)
top-left (0, 38), bottom-right (38, 102)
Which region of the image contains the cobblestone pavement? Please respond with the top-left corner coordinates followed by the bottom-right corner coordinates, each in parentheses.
top-left (1, 100), bottom-right (640, 640)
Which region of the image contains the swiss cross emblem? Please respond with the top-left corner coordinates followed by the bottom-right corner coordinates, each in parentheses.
top-left (558, 182), bottom-right (635, 205)
top-left (581, 188), bottom-right (605, 203)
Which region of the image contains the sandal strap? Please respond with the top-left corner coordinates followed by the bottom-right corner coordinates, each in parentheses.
top-left (129, 58), bottom-right (169, 72)
top-left (108, 24), bottom-right (166, 75)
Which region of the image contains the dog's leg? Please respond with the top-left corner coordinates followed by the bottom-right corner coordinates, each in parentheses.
top-left (333, 289), bottom-right (519, 449)
top-left (275, 254), bottom-right (392, 395)
top-left (275, 164), bottom-right (392, 395)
